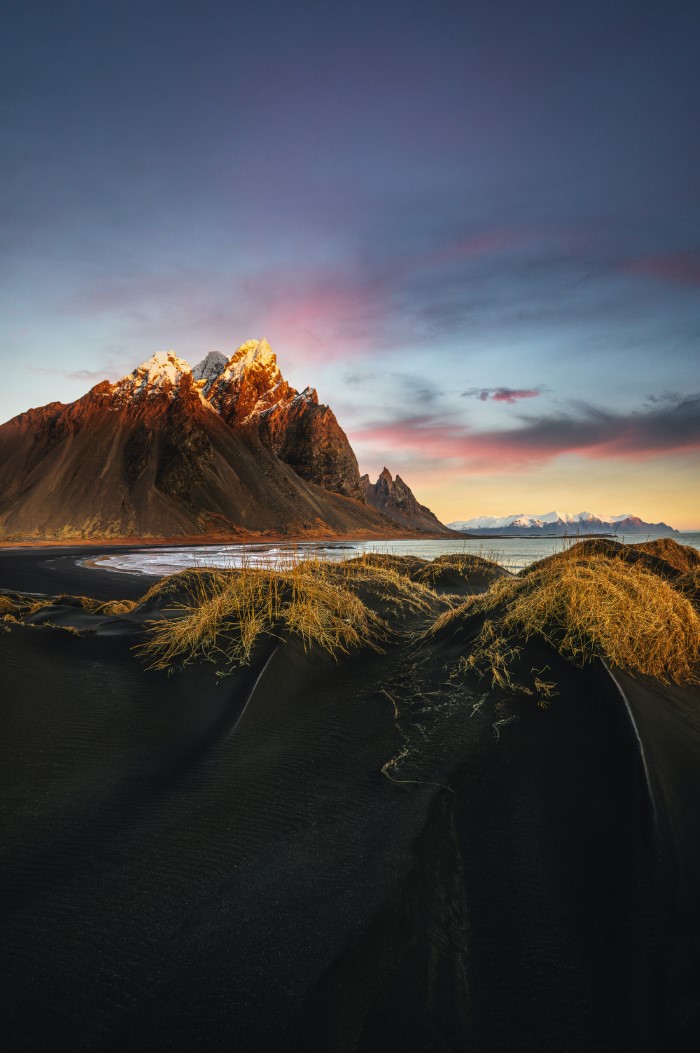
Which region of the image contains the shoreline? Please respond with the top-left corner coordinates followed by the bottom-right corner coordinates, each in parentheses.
top-left (0, 528), bottom-right (465, 550)
top-left (2, 532), bottom-right (698, 599)
top-left (4, 530), bottom-right (692, 551)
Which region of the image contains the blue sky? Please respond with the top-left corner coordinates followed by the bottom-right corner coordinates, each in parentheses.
top-left (1, 0), bottom-right (699, 525)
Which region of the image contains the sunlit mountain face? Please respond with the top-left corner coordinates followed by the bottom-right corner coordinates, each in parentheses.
top-left (1, 1), bottom-right (699, 527)
top-left (0, 340), bottom-right (449, 540)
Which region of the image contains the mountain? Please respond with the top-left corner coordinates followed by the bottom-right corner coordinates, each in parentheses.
top-left (362, 468), bottom-right (451, 534)
top-left (0, 342), bottom-right (419, 541)
top-left (448, 511), bottom-right (678, 536)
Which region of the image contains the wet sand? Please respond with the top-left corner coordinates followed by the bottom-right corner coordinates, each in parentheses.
top-left (1, 549), bottom-right (698, 1050)
top-left (0, 544), bottom-right (162, 600)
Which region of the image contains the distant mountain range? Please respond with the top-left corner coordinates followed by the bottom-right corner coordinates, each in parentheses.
top-left (448, 511), bottom-right (678, 536)
top-left (0, 340), bottom-right (449, 541)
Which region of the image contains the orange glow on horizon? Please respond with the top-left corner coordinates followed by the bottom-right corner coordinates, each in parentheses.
top-left (360, 451), bottom-right (700, 532)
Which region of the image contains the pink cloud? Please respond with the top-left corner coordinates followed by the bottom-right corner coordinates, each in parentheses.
top-left (425, 229), bottom-right (518, 266)
top-left (462, 387), bottom-right (541, 404)
top-left (625, 251), bottom-right (700, 288)
top-left (492, 388), bottom-right (540, 403)
top-left (351, 396), bottom-right (700, 475)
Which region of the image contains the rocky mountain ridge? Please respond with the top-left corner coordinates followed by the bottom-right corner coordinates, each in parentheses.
top-left (0, 340), bottom-right (446, 540)
top-left (449, 511), bottom-right (677, 535)
top-left (96, 340), bottom-right (363, 501)
top-left (362, 468), bottom-right (451, 534)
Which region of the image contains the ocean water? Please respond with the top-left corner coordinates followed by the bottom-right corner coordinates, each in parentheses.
top-left (92, 530), bottom-right (700, 577)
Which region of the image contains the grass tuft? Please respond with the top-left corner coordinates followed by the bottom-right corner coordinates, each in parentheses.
top-left (414, 553), bottom-right (505, 587)
top-left (429, 551), bottom-right (700, 689)
top-left (137, 556), bottom-right (440, 671)
top-left (631, 537), bottom-right (700, 575)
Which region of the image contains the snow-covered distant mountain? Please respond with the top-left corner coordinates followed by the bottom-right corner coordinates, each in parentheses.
top-left (448, 511), bottom-right (678, 536)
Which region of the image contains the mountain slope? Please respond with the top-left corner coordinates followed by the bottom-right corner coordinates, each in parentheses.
top-left (0, 348), bottom-right (398, 540)
top-left (448, 511), bottom-right (678, 535)
top-left (203, 340), bottom-right (364, 499)
top-left (362, 468), bottom-right (451, 534)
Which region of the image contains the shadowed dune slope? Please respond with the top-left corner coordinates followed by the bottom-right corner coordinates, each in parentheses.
top-left (1, 547), bottom-right (699, 1050)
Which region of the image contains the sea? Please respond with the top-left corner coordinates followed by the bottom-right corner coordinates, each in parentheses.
top-left (93, 530), bottom-right (700, 577)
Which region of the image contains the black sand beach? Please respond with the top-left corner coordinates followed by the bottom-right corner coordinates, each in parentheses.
top-left (0, 545), bottom-right (153, 600)
top-left (1, 542), bottom-right (699, 1051)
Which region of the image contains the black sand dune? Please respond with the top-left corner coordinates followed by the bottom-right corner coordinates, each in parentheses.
top-left (1, 545), bottom-right (699, 1051)
top-left (613, 669), bottom-right (700, 1050)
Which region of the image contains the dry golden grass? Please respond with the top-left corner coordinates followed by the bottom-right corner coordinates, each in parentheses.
top-left (343, 552), bottom-right (425, 577)
top-left (136, 568), bottom-right (222, 608)
top-left (429, 552), bottom-right (700, 688)
top-left (676, 568), bottom-right (700, 607)
top-left (631, 538), bottom-right (700, 574)
top-left (94, 599), bottom-right (137, 615)
top-left (0, 594), bottom-right (41, 618)
top-left (0, 592), bottom-right (137, 624)
top-left (414, 553), bottom-right (504, 586)
top-left (327, 554), bottom-right (438, 612)
top-left (138, 556), bottom-right (440, 671)
top-left (50, 594), bottom-right (137, 615)
top-left (522, 537), bottom-right (624, 575)
top-left (526, 536), bottom-right (700, 581)
top-left (506, 556), bottom-right (698, 683)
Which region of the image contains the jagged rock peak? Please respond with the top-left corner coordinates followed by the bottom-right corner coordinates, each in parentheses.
top-left (226, 338), bottom-right (279, 379)
top-left (363, 468), bottom-right (449, 533)
top-left (192, 351), bottom-right (228, 386)
top-left (294, 386), bottom-right (319, 406)
top-left (111, 351), bottom-right (193, 399)
top-left (206, 338), bottom-right (290, 421)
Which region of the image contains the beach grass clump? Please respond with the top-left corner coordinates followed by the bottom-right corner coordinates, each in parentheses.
top-left (676, 568), bottom-right (700, 608)
top-left (2, 593), bottom-right (138, 620)
top-left (414, 553), bottom-right (505, 586)
top-left (50, 594), bottom-right (137, 616)
top-left (94, 599), bottom-right (137, 615)
top-left (524, 536), bottom-right (700, 583)
top-left (329, 554), bottom-right (438, 612)
top-left (137, 560), bottom-right (420, 671)
top-left (631, 538), bottom-right (700, 575)
top-left (0, 590), bottom-right (144, 633)
top-left (342, 552), bottom-right (429, 580)
top-left (501, 556), bottom-right (699, 683)
top-left (430, 553), bottom-right (700, 689)
top-left (0, 593), bottom-right (44, 620)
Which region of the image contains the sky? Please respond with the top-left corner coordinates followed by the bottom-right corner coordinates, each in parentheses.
top-left (1, 0), bottom-right (699, 528)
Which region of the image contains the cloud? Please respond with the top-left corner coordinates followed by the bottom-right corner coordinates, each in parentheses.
top-left (67, 367), bottom-right (123, 382)
top-left (462, 386), bottom-right (542, 404)
top-left (350, 394), bottom-right (700, 475)
top-left (50, 223), bottom-right (540, 368)
top-left (28, 355), bottom-right (127, 385)
top-left (645, 391), bottom-right (682, 405)
top-left (625, 251), bottom-right (700, 289)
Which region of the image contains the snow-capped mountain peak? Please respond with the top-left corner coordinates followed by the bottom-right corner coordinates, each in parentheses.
top-left (450, 511), bottom-right (635, 530)
top-left (192, 351), bottom-right (228, 390)
top-left (112, 350), bottom-right (192, 398)
top-left (447, 510), bottom-right (675, 535)
top-left (205, 339), bottom-right (292, 421)
top-left (225, 338), bottom-right (279, 381)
